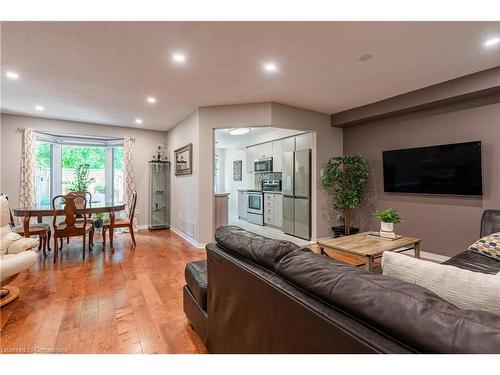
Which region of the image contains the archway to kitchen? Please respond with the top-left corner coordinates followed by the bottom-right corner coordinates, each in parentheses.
top-left (213, 126), bottom-right (315, 246)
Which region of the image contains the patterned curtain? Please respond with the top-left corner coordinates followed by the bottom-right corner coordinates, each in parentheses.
top-left (19, 128), bottom-right (36, 209)
top-left (123, 137), bottom-right (136, 219)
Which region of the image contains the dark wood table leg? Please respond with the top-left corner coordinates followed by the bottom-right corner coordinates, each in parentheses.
top-left (23, 212), bottom-right (31, 238)
top-left (109, 210), bottom-right (115, 251)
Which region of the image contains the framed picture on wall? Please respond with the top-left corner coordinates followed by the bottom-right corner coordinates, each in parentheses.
top-left (174, 143), bottom-right (193, 176)
top-left (233, 160), bottom-right (242, 181)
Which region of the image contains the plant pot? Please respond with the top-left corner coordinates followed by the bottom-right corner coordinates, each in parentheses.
top-left (331, 226), bottom-right (359, 237)
top-left (380, 221), bottom-right (395, 238)
top-left (94, 219), bottom-right (103, 229)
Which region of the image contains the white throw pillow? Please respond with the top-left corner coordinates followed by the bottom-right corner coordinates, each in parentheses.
top-left (1, 232), bottom-right (22, 255)
top-left (382, 251), bottom-right (500, 316)
top-left (7, 237), bottom-right (39, 255)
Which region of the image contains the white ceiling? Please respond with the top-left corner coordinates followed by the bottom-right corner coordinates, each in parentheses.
top-left (1, 21), bottom-right (499, 131)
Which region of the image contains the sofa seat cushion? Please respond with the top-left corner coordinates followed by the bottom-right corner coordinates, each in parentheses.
top-left (214, 226), bottom-right (299, 270)
top-left (185, 259), bottom-right (208, 310)
top-left (275, 249), bottom-right (500, 353)
top-left (382, 251), bottom-right (500, 315)
top-left (443, 250), bottom-right (500, 275)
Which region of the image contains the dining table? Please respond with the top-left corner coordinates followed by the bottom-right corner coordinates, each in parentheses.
top-left (11, 201), bottom-right (127, 252)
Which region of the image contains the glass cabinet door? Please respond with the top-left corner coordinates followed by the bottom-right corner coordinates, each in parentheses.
top-left (149, 161), bottom-right (170, 229)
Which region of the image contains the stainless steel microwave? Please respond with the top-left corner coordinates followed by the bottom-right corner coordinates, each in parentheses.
top-left (254, 157), bottom-right (273, 173)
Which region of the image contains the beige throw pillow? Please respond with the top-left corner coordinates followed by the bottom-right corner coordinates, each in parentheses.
top-left (382, 251), bottom-right (500, 316)
top-left (1, 232), bottom-right (22, 255)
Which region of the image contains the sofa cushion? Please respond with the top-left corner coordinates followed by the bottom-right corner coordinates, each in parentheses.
top-left (382, 251), bottom-right (500, 315)
top-left (443, 250), bottom-right (500, 274)
top-left (185, 259), bottom-right (208, 310)
top-left (1, 232), bottom-right (21, 255)
top-left (275, 249), bottom-right (500, 353)
top-left (0, 250), bottom-right (37, 281)
top-left (467, 233), bottom-right (500, 261)
top-left (7, 237), bottom-right (39, 255)
top-left (214, 226), bottom-right (299, 270)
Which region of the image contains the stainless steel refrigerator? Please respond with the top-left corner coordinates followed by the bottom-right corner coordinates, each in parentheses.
top-left (282, 150), bottom-right (311, 240)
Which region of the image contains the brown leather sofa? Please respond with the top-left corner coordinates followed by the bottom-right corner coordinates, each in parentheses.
top-left (183, 225), bottom-right (500, 353)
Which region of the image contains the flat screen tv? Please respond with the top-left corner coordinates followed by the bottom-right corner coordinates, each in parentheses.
top-left (383, 141), bottom-right (482, 196)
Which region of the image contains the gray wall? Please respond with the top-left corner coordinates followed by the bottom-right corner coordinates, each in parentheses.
top-left (1, 113), bottom-right (168, 226)
top-left (343, 101), bottom-right (500, 257)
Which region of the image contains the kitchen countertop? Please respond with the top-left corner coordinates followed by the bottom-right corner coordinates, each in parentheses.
top-left (263, 191), bottom-right (282, 194)
top-left (237, 189), bottom-right (282, 194)
top-left (215, 193), bottom-right (230, 197)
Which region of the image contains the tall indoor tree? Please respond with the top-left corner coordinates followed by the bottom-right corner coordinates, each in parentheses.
top-left (322, 154), bottom-right (370, 235)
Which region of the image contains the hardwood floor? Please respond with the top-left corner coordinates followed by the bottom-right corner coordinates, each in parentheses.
top-left (0, 229), bottom-right (207, 354)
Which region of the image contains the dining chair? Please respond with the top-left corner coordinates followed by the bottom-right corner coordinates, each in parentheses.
top-left (58, 191), bottom-right (95, 250)
top-left (52, 192), bottom-right (93, 263)
top-left (102, 191), bottom-right (137, 247)
top-left (1, 194), bottom-right (51, 258)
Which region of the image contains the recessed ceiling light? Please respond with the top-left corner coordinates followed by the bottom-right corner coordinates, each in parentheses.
top-left (484, 37), bottom-right (500, 47)
top-left (172, 53), bottom-right (186, 63)
top-left (228, 128), bottom-right (251, 136)
top-left (5, 71), bottom-right (19, 80)
top-left (35, 105), bottom-right (44, 111)
top-left (263, 63), bottom-right (277, 72)
top-left (358, 54), bottom-right (373, 62)
top-left (146, 96), bottom-right (157, 104)
top-left (135, 118), bottom-right (143, 124)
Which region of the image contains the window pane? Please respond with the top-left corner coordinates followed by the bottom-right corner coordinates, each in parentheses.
top-left (113, 147), bottom-right (124, 203)
top-left (61, 146), bottom-right (105, 204)
top-left (35, 142), bottom-right (51, 206)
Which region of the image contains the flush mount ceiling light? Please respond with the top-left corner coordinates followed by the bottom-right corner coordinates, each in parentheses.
top-left (172, 53), bottom-right (186, 63)
top-left (263, 62), bottom-right (277, 72)
top-left (358, 53), bottom-right (373, 62)
top-left (484, 37), bottom-right (500, 47)
top-left (146, 96), bottom-right (157, 104)
top-left (5, 71), bottom-right (19, 80)
top-left (135, 118), bottom-right (143, 124)
top-left (35, 105), bottom-right (44, 111)
top-left (228, 128), bottom-right (251, 136)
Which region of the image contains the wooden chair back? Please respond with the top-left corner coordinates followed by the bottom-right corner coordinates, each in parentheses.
top-left (72, 191), bottom-right (92, 218)
top-left (52, 193), bottom-right (88, 233)
top-left (128, 191), bottom-right (138, 221)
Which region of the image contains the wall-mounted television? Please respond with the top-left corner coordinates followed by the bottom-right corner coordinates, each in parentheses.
top-left (383, 141), bottom-right (482, 196)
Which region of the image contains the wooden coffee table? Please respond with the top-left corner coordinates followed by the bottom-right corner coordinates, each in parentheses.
top-left (317, 232), bottom-right (421, 273)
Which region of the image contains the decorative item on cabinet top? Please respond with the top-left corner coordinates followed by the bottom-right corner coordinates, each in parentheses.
top-left (174, 143), bottom-right (193, 176)
top-left (152, 142), bottom-right (168, 162)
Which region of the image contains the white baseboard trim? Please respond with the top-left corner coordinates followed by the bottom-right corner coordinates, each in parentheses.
top-left (404, 249), bottom-right (450, 263)
top-left (170, 226), bottom-right (206, 248)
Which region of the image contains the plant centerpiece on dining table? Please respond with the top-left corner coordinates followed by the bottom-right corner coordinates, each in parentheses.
top-left (374, 208), bottom-right (402, 238)
top-left (322, 154), bottom-right (370, 235)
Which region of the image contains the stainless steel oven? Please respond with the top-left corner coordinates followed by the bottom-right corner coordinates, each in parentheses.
top-left (247, 190), bottom-right (263, 225)
top-left (254, 157), bottom-right (273, 173)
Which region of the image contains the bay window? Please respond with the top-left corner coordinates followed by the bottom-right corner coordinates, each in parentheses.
top-left (34, 132), bottom-right (124, 205)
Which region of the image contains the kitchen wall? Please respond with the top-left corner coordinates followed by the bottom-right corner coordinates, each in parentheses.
top-left (0, 113), bottom-right (168, 226)
top-left (222, 148), bottom-right (253, 217)
top-left (343, 100), bottom-right (500, 257)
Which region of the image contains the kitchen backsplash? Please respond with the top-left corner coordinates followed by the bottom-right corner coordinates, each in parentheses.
top-left (255, 172), bottom-right (282, 189)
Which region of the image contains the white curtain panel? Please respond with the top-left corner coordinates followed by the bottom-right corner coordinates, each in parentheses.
top-left (123, 137), bottom-right (136, 226)
top-left (19, 128), bottom-right (36, 209)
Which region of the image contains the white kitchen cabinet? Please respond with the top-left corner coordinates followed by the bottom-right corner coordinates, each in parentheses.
top-left (282, 137), bottom-right (296, 153)
top-left (246, 146), bottom-right (257, 173)
top-left (238, 191), bottom-right (248, 219)
top-left (295, 133), bottom-right (313, 151)
top-left (272, 139), bottom-right (284, 172)
top-left (252, 143), bottom-right (272, 159)
top-left (263, 193), bottom-right (282, 228)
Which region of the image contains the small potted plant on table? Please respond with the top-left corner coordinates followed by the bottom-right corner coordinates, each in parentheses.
top-left (374, 208), bottom-right (402, 238)
top-left (94, 212), bottom-right (105, 230)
